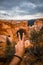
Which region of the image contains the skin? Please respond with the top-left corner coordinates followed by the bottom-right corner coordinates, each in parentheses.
top-left (0, 33), bottom-right (25, 65)
top-left (9, 33), bottom-right (25, 65)
top-left (24, 40), bottom-right (33, 48)
top-left (1, 29), bottom-right (42, 65)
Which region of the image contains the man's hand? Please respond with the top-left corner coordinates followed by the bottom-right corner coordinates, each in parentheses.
top-left (15, 32), bottom-right (25, 57)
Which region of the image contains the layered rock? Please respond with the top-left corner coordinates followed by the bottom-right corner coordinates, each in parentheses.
top-left (0, 20), bottom-right (28, 42)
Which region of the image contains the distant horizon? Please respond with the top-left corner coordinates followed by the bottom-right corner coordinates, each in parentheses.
top-left (0, 16), bottom-right (43, 20)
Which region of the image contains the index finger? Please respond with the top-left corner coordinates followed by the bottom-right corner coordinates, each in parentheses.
top-left (18, 32), bottom-right (21, 41)
top-left (22, 33), bottom-right (25, 41)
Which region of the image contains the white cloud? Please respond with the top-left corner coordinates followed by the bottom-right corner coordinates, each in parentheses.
top-left (0, 10), bottom-right (7, 14)
top-left (0, 12), bottom-right (43, 20)
top-left (0, 0), bottom-right (43, 20)
top-left (11, 6), bottom-right (27, 15)
top-left (0, 2), bottom-right (43, 20)
top-left (20, 2), bottom-right (36, 9)
top-left (13, 13), bottom-right (43, 20)
top-left (37, 4), bottom-right (43, 7)
top-left (0, 10), bottom-right (11, 16)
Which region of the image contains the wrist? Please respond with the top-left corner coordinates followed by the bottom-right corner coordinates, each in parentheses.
top-left (15, 53), bottom-right (23, 58)
top-left (14, 54), bottom-right (22, 61)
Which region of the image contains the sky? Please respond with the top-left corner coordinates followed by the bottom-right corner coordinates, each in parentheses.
top-left (0, 0), bottom-right (43, 20)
